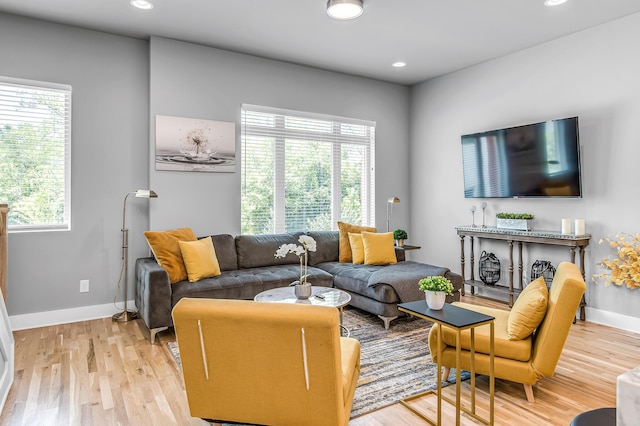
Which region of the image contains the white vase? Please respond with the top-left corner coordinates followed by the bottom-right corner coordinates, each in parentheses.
top-left (425, 291), bottom-right (446, 310)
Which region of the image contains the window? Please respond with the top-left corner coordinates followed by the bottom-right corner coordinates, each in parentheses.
top-left (0, 77), bottom-right (72, 232)
top-left (241, 104), bottom-right (375, 235)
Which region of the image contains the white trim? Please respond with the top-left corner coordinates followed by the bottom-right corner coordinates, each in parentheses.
top-left (585, 307), bottom-right (640, 335)
top-left (8, 300), bottom-right (135, 331)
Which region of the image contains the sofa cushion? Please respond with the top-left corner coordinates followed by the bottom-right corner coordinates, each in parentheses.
top-left (236, 232), bottom-right (304, 269)
top-left (179, 237), bottom-right (221, 283)
top-left (348, 233), bottom-right (365, 264)
top-left (170, 265), bottom-right (333, 305)
top-left (362, 231), bottom-right (397, 265)
top-left (508, 277), bottom-right (548, 341)
top-left (144, 227), bottom-right (197, 284)
top-left (337, 222), bottom-right (376, 263)
top-left (307, 231), bottom-right (339, 265)
top-left (316, 262), bottom-right (400, 304)
top-left (208, 234), bottom-right (238, 271)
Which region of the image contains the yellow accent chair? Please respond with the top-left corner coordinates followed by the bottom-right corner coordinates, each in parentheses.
top-left (172, 298), bottom-right (361, 425)
top-left (428, 261), bottom-right (586, 403)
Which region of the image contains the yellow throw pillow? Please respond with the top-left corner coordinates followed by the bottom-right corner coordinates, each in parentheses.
top-left (508, 277), bottom-right (549, 340)
top-left (348, 233), bottom-right (365, 264)
top-left (179, 237), bottom-right (222, 283)
top-left (362, 231), bottom-right (397, 265)
top-left (144, 228), bottom-right (197, 284)
top-left (338, 221), bottom-right (376, 263)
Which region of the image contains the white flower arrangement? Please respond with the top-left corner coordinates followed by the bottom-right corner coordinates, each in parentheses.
top-left (275, 235), bottom-right (317, 286)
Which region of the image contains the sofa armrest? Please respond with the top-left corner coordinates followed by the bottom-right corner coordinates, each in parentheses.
top-left (444, 270), bottom-right (463, 303)
top-left (135, 257), bottom-right (174, 332)
top-left (394, 247), bottom-right (406, 262)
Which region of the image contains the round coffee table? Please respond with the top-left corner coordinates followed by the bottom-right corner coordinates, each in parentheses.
top-left (254, 286), bottom-right (351, 336)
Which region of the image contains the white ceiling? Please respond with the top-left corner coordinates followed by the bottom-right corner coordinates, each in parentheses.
top-left (2, 0), bottom-right (640, 85)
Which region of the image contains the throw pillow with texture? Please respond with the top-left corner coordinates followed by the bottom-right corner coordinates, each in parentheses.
top-left (348, 233), bottom-right (365, 264)
top-left (144, 227), bottom-right (197, 284)
top-left (179, 237), bottom-right (222, 282)
top-left (507, 277), bottom-right (549, 340)
top-left (337, 221), bottom-right (376, 263)
top-left (362, 231), bottom-right (397, 265)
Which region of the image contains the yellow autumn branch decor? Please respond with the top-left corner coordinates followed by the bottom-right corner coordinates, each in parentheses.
top-left (594, 233), bottom-right (640, 289)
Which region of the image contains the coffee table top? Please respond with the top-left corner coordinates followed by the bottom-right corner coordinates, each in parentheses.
top-left (254, 286), bottom-right (351, 309)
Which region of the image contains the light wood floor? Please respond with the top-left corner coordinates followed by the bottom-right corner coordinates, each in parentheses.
top-left (1, 295), bottom-right (636, 425)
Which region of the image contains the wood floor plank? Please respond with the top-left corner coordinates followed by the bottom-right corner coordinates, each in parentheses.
top-left (0, 294), bottom-right (636, 425)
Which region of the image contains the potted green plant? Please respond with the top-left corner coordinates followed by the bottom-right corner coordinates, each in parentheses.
top-left (418, 276), bottom-right (454, 310)
top-left (496, 213), bottom-right (535, 231)
top-left (393, 229), bottom-right (408, 247)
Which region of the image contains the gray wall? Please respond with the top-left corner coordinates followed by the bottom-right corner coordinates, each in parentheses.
top-left (0, 14), bottom-right (149, 316)
top-left (149, 36), bottom-right (411, 237)
top-left (410, 12), bottom-right (640, 322)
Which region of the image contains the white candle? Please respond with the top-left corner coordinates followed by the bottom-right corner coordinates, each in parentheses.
top-left (561, 219), bottom-right (571, 235)
top-left (574, 219), bottom-right (585, 235)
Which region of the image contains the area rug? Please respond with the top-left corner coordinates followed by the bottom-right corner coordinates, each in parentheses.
top-left (166, 306), bottom-right (469, 419)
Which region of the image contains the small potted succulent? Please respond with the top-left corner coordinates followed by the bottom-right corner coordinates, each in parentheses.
top-left (418, 276), bottom-right (454, 310)
top-left (393, 229), bottom-right (408, 247)
top-left (496, 213), bottom-right (535, 231)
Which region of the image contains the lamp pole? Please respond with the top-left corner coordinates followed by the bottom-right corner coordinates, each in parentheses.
top-left (113, 190), bottom-right (157, 322)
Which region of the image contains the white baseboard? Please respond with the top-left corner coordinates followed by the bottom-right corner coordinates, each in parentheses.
top-left (9, 300), bottom-right (136, 331)
top-left (585, 307), bottom-right (640, 335)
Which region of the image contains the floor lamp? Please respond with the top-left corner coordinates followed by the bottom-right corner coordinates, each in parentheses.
top-left (386, 196), bottom-right (400, 232)
top-left (113, 189), bottom-right (158, 322)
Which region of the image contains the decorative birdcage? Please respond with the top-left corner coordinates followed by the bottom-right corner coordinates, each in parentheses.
top-left (479, 251), bottom-right (500, 285)
top-left (530, 260), bottom-right (556, 287)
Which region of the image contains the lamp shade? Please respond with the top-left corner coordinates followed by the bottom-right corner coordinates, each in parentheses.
top-left (134, 189), bottom-right (158, 198)
top-left (387, 196), bottom-right (400, 204)
top-left (327, 0), bottom-right (364, 20)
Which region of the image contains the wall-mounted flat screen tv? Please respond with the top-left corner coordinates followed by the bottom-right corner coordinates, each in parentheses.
top-left (461, 117), bottom-right (582, 198)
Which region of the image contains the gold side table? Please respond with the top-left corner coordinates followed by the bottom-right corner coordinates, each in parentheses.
top-left (398, 301), bottom-right (494, 426)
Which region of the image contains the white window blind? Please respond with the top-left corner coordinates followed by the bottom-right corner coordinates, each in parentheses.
top-left (0, 76), bottom-right (72, 232)
top-left (241, 104), bottom-right (375, 235)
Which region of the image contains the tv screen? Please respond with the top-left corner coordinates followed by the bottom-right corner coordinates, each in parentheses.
top-left (461, 117), bottom-right (582, 198)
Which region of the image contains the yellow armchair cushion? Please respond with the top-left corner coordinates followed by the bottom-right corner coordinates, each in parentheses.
top-left (348, 233), bottom-right (365, 264)
top-left (340, 337), bottom-right (361, 407)
top-left (361, 231), bottom-right (397, 265)
top-left (178, 237), bottom-right (222, 282)
top-left (337, 221), bottom-right (376, 262)
top-left (508, 277), bottom-right (548, 340)
top-left (144, 227), bottom-right (197, 283)
top-left (430, 302), bottom-right (532, 362)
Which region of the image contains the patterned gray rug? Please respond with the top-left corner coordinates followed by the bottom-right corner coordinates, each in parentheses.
top-left (167, 306), bottom-right (469, 419)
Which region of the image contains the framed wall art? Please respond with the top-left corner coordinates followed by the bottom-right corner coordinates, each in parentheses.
top-left (155, 115), bottom-right (236, 172)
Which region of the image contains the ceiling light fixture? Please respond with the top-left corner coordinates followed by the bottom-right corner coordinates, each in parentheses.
top-left (130, 0), bottom-right (154, 10)
top-left (392, 62), bottom-right (407, 68)
top-left (544, 0), bottom-right (568, 6)
top-left (327, 0), bottom-right (364, 20)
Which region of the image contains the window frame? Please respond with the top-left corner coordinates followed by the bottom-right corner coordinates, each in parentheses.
top-left (0, 76), bottom-right (72, 232)
top-left (241, 104), bottom-right (376, 235)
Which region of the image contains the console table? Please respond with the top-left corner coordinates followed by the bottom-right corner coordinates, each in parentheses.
top-left (455, 226), bottom-right (590, 320)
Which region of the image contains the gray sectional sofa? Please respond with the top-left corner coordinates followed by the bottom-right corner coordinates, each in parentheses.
top-left (135, 230), bottom-right (462, 343)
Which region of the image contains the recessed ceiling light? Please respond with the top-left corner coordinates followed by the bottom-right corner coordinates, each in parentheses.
top-left (130, 0), bottom-right (154, 10)
top-left (544, 0), bottom-right (568, 6)
top-left (392, 62), bottom-right (407, 68)
top-left (327, 0), bottom-right (364, 20)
